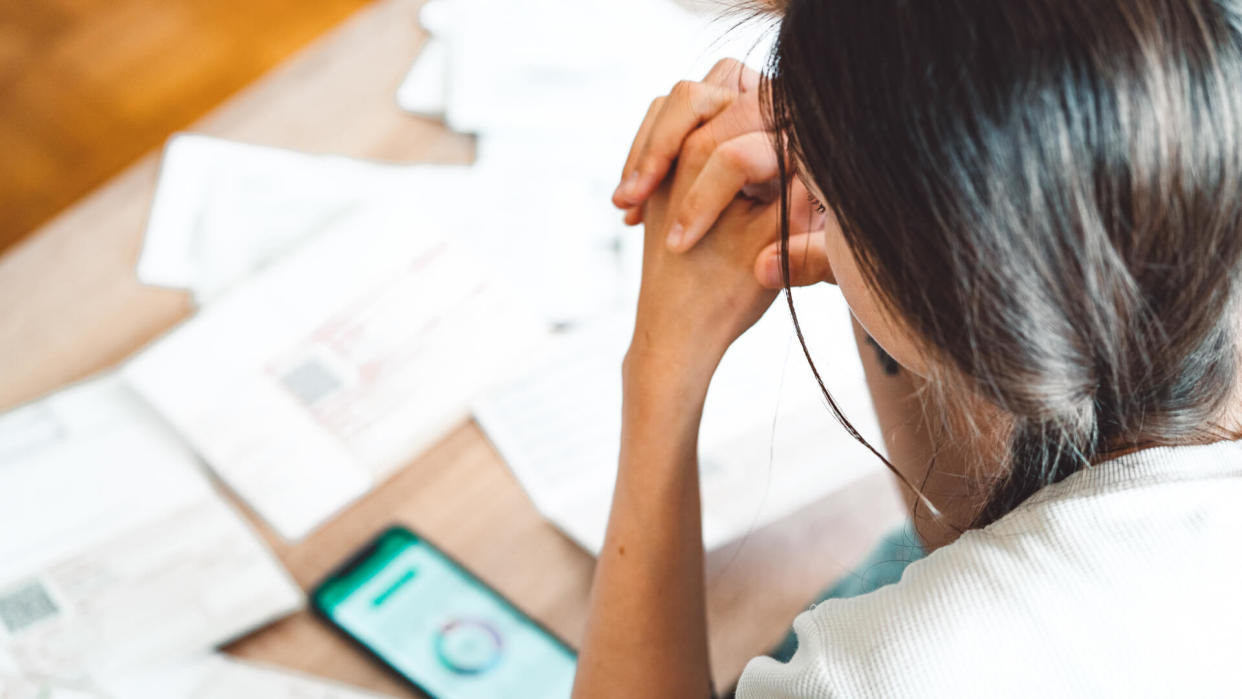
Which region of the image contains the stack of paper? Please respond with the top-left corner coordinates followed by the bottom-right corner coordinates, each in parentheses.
top-left (0, 377), bottom-right (302, 697)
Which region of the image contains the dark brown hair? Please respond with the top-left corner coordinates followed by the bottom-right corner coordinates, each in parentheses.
top-left (763, 0), bottom-right (1242, 526)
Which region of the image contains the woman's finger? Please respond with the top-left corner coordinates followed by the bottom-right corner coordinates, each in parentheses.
top-left (613, 96), bottom-right (666, 209)
top-left (666, 131), bottom-right (779, 252)
top-left (622, 93), bottom-right (768, 221)
top-left (754, 230), bottom-right (836, 289)
top-left (614, 60), bottom-right (764, 214)
top-left (702, 57), bottom-right (762, 92)
top-left (613, 80), bottom-right (737, 207)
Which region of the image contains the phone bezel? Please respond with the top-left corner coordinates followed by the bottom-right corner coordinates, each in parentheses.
top-left (309, 524), bottom-right (578, 698)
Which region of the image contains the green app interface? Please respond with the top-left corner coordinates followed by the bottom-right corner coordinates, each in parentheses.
top-left (315, 529), bottom-right (576, 698)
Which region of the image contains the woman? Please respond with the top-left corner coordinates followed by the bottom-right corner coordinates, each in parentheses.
top-left (573, 0), bottom-right (1242, 697)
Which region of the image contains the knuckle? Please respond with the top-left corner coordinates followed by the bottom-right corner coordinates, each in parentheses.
top-left (699, 84), bottom-right (736, 113)
top-left (737, 64), bottom-right (761, 89)
top-left (716, 140), bottom-right (750, 171)
top-left (705, 57), bottom-right (746, 86)
top-left (638, 152), bottom-right (668, 175)
top-left (709, 57), bottom-right (743, 79)
top-left (670, 79), bottom-right (698, 100)
top-left (684, 131), bottom-right (715, 163)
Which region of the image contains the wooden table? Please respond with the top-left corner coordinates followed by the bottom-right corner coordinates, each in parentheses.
top-left (0, 0), bottom-right (906, 693)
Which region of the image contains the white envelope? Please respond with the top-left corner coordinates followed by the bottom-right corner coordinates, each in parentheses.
top-left (138, 134), bottom-right (467, 304)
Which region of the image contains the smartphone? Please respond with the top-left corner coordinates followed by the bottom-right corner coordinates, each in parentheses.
top-left (311, 526), bottom-right (577, 698)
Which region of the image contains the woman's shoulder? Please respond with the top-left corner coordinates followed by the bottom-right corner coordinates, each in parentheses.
top-left (735, 440), bottom-right (1242, 698)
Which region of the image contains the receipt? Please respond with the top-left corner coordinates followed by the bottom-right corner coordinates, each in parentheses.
top-left (0, 376), bottom-right (302, 699)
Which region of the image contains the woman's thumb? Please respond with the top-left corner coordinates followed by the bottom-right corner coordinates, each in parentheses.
top-left (754, 231), bottom-right (836, 289)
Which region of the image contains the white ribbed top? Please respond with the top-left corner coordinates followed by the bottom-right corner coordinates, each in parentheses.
top-left (736, 439), bottom-right (1242, 698)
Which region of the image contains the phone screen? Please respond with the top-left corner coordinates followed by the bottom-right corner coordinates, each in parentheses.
top-left (313, 527), bottom-right (576, 698)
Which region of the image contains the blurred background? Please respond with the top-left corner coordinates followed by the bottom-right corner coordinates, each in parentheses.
top-left (0, 0), bottom-right (370, 252)
top-left (0, 1), bottom-right (906, 697)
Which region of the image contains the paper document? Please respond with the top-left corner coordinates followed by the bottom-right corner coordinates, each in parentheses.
top-left (137, 133), bottom-right (628, 326)
top-left (400, 0), bottom-right (776, 202)
top-left (396, 38), bottom-right (449, 118)
top-left (434, 0), bottom-right (774, 139)
top-left (100, 654), bottom-right (395, 699)
top-left (392, 0), bottom-right (778, 325)
top-left (0, 376), bottom-right (302, 699)
top-left (125, 206), bottom-right (548, 540)
top-left (138, 133), bottom-right (470, 304)
top-left (446, 162), bottom-right (636, 326)
top-left (474, 287), bottom-right (885, 554)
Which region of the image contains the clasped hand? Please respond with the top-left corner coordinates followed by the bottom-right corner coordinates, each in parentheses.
top-left (614, 59), bottom-right (833, 394)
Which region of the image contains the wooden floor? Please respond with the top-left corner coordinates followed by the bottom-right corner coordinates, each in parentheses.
top-left (0, 0), bottom-right (373, 253)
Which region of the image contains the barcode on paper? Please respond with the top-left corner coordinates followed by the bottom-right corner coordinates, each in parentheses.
top-left (0, 579), bottom-right (60, 635)
top-left (280, 359), bottom-right (343, 406)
